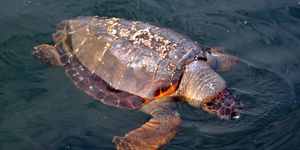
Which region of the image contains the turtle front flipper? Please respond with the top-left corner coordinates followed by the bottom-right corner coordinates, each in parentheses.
top-left (113, 98), bottom-right (181, 150)
top-left (206, 48), bottom-right (239, 71)
top-left (32, 44), bottom-right (63, 66)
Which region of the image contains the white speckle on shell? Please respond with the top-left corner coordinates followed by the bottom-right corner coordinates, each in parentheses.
top-left (209, 83), bottom-right (215, 92)
top-left (97, 36), bottom-right (103, 40)
top-left (116, 44), bottom-right (121, 48)
top-left (79, 76), bottom-right (83, 81)
top-left (89, 86), bottom-right (94, 90)
top-left (126, 62), bottom-right (131, 67)
top-left (74, 48), bottom-right (79, 53)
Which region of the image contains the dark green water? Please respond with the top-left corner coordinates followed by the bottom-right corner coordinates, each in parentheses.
top-left (1, 0), bottom-right (300, 149)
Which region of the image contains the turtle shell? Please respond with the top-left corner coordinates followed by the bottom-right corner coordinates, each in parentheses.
top-left (53, 16), bottom-right (206, 109)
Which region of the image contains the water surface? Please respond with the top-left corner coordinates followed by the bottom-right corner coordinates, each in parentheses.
top-left (1, 0), bottom-right (300, 149)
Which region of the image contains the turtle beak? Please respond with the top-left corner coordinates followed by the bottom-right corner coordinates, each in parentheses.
top-left (201, 88), bottom-right (242, 120)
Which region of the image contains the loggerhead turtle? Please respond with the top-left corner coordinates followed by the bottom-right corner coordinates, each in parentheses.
top-left (32, 16), bottom-right (241, 150)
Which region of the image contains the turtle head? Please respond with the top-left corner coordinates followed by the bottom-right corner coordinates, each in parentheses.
top-left (178, 61), bottom-right (242, 119)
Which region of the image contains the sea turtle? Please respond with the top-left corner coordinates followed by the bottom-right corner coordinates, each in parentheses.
top-left (32, 16), bottom-right (241, 150)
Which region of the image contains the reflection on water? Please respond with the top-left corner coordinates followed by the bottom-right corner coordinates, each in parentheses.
top-left (1, 0), bottom-right (300, 149)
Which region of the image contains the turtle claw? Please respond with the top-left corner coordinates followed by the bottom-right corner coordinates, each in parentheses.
top-left (201, 88), bottom-right (242, 120)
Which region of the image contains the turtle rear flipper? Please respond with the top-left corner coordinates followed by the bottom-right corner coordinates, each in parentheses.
top-left (113, 98), bottom-right (181, 150)
top-left (32, 44), bottom-right (63, 66)
top-left (206, 48), bottom-right (239, 71)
